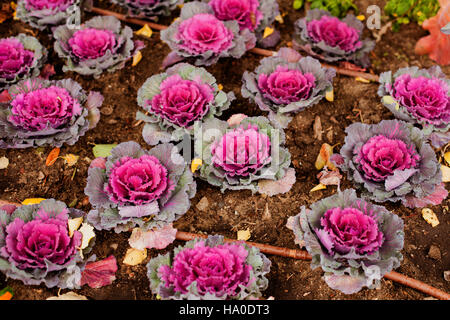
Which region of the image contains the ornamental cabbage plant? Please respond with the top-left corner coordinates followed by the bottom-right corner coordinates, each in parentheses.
top-left (16, 0), bottom-right (81, 30)
top-left (0, 199), bottom-right (95, 289)
top-left (53, 15), bottom-right (145, 77)
top-left (147, 235), bottom-right (271, 299)
top-left (378, 66), bottom-right (450, 148)
top-left (0, 78), bottom-right (103, 148)
top-left (110, 0), bottom-right (183, 19)
top-left (287, 189), bottom-right (404, 294)
top-left (197, 116), bottom-right (294, 194)
top-left (293, 9), bottom-right (375, 68)
top-left (161, 2), bottom-right (256, 66)
top-left (0, 34), bottom-right (47, 89)
top-left (333, 120), bottom-right (448, 208)
top-left (242, 47), bottom-right (335, 128)
top-left (85, 141), bottom-right (196, 233)
top-left (136, 63), bottom-right (235, 145)
top-left (203, 0), bottom-right (281, 48)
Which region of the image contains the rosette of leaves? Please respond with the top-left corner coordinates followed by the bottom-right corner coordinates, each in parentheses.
top-left (0, 34), bottom-right (47, 89)
top-left (110, 0), bottom-right (183, 19)
top-left (197, 116), bottom-right (293, 194)
top-left (242, 47), bottom-right (335, 128)
top-left (85, 141), bottom-right (197, 233)
top-left (136, 63), bottom-right (235, 145)
top-left (333, 120), bottom-right (447, 208)
top-left (288, 189), bottom-right (404, 294)
top-left (160, 2), bottom-right (256, 66)
top-left (0, 199), bottom-right (95, 289)
top-left (378, 66), bottom-right (450, 148)
top-left (0, 78), bottom-right (103, 148)
top-left (16, 0), bottom-right (81, 31)
top-left (53, 15), bottom-right (145, 77)
top-left (202, 0), bottom-right (281, 48)
top-left (147, 235), bottom-right (271, 299)
top-left (293, 9), bottom-right (375, 68)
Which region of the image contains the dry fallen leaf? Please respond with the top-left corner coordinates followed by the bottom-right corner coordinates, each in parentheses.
top-left (47, 292), bottom-right (88, 300)
top-left (441, 165), bottom-right (450, 182)
top-left (217, 84), bottom-right (223, 91)
top-left (191, 158), bottom-right (202, 173)
top-left (315, 143), bottom-right (335, 170)
top-left (68, 217), bottom-right (83, 237)
top-left (0, 156), bottom-right (9, 169)
top-left (355, 77), bottom-right (371, 83)
top-left (422, 208), bottom-right (439, 227)
top-left (135, 24), bottom-right (153, 38)
top-left (61, 154), bottom-right (79, 167)
top-left (46, 147), bottom-right (60, 166)
top-left (325, 88), bottom-right (334, 102)
top-left (275, 14), bottom-right (284, 24)
top-left (310, 183), bottom-right (327, 192)
top-left (356, 15), bottom-right (365, 21)
top-left (132, 51), bottom-right (142, 67)
top-left (237, 228), bottom-right (251, 241)
top-left (22, 198), bottom-right (46, 205)
top-left (123, 248), bottom-right (147, 266)
top-left (444, 151), bottom-right (450, 166)
top-left (313, 116), bottom-right (322, 141)
top-left (79, 223), bottom-right (95, 250)
top-left (263, 26), bottom-right (274, 38)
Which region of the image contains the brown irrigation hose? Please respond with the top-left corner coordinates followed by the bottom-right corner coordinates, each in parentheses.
top-left (89, 7), bottom-right (380, 82)
top-left (176, 231), bottom-right (450, 300)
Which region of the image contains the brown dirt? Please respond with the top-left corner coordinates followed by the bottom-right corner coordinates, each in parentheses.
top-left (0, 0), bottom-right (449, 300)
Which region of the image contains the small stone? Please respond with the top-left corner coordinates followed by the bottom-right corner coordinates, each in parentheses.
top-left (444, 271), bottom-right (450, 282)
top-left (423, 297), bottom-right (438, 300)
top-left (196, 197), bottom-right (209, 212)
top-left (110, 243), bottom-right (118, 251)
top-left (428, 245), bottom-right (441, 260)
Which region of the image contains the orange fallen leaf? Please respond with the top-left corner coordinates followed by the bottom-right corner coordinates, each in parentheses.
top-left (315, 143), bottom-right (335, 170)
top-left (132, 51), bottom-right (142, 67)
top-left (0, 291), bottom-right (12, 300)
top-left (46, 147), bottom-right (60, 166)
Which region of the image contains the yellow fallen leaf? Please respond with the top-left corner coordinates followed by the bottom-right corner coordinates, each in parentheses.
top-left (177, 4), bottom-right (183, 8)
top-left (356, 15), bottom-right (365, 21)
top-left (135, 24), bottom-right (153, 38)
top-left (22, 198), bottom-right (46, 205)
top-left (310, 183), bottom-right (326, 192)
top-left (132, 51), bottom-right (142, 67)
top-left (61, 154), bottom-right (79, 167)
top-left (123, 248), bottom-right (147, 266)
top-left (263, 27), bottom-right (274, 38)
top-left (444, 152), bottom-right (450, 166)
top-left (422, 208), bottom-right (439, 227)
top-left (172, 17), bottom-right (179, 23)
top-left (237, 228), bottom-right (251, 241)
top-left (355, 77), bottom-right (371, 83)
top-left (79, 223), bottom-right (95, 250)
top-left (325, 88), bottom-right (334, 102)
top-left (217, 84), bottom-right (223, 91)
top-left (275, 14), bottom-right (284, 24)
top-left (382, 95), bottom-right (400, 110)
top-left (191, 158), bottom-right (202, 173)
top-left (441, 165), bottom-right (450, 182)
top-left (0, 156), bottom-right (9, 169)
top-left (68, 217), bottom-right (83, 237)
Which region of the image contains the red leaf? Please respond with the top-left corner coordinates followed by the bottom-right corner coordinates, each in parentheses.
top-left (39, 64), bottom-right (56, 80)
top-left (0, 90), bottom-right (11, 103)
top-left (80, 255), bottom-right (118, 289)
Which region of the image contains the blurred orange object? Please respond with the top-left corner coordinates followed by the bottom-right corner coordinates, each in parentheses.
top-left (415, 0), bottom-right (450, 65)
